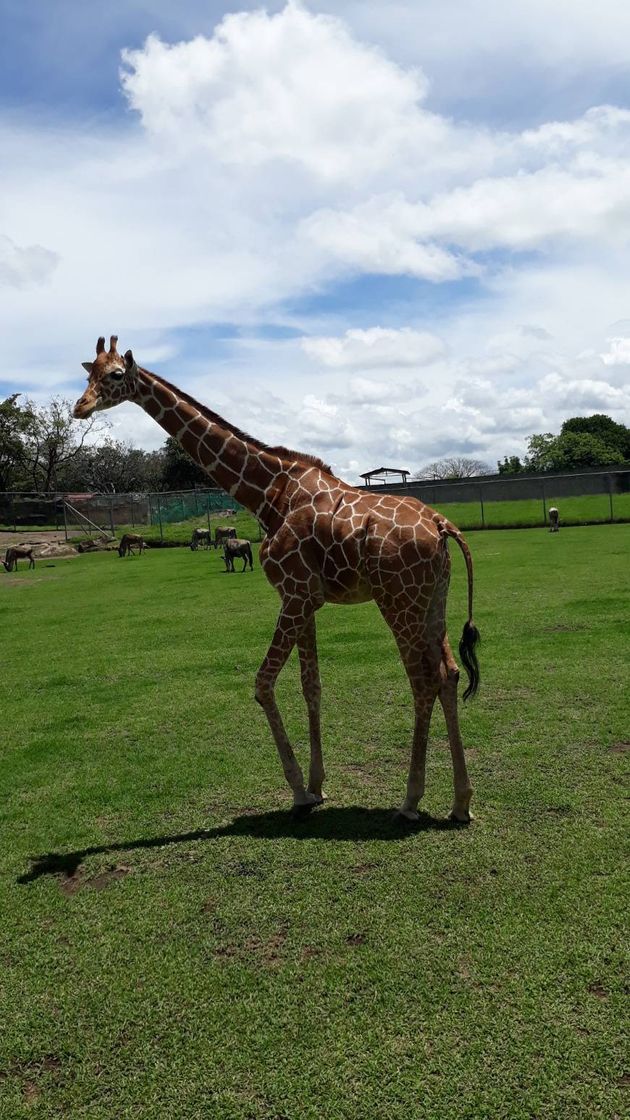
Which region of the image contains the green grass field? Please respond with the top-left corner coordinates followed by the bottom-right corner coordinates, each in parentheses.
top-left (0, 526), bottom-right (628, 1118)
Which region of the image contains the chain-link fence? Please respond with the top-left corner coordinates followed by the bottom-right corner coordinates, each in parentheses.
top-left (364, 466), bottom-right (630, 528)
top-left (1, 467), bottom-right (629, 540)
top-left (0, 488), bottom-right (242, 540)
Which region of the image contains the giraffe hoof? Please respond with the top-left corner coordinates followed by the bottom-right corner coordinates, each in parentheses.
top-left (394, 807), bottom-right (420, 823)
top-left (291, 802), bottom-right (318, 819)
top-left (291, 793), bottom-right (324, 818)
top-left (449, 808), bottom-right (473, 824)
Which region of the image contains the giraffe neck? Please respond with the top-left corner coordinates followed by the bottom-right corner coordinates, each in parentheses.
top-left (132, 366), bottom-right (298, 532)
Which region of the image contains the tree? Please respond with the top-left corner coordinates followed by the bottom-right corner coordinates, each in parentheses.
top-left (524, 426), bottom-right (626, 472)
top-left (414, 456), bottom-right (492, 481)
top-left (21, 397), bottom-right (109, 493)
top-left (523, 433), bottom-right (558, 472)
top-left (561, 414), bottom-right (630, 460)
top-left (0, 394), bottom-right (35, 490)
top-left (161, 436), bottom-right (210, 490)
top-left (554, 431), bottom-right (624, 470)
top-left (497, 455), bottom-right (524, 475)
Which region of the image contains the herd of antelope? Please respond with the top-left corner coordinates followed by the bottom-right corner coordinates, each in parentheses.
top-left (189, 525), bottom-right (254, 572)
top-left (2, 525), bottom-right (254, 575)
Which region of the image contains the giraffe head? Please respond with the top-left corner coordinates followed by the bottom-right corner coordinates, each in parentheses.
top-left (73, 335), bottom-right (139, 418)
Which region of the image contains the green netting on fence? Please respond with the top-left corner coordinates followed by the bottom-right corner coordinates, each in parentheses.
top-left (147, 489), bottom-right (242, 526)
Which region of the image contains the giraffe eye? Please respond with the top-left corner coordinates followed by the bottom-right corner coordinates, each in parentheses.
top-left (110, 370), bottom-right (124, 381)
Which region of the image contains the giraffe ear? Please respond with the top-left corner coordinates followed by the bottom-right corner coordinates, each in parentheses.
top-left (82, 361), bottom-right (93, 374)
top-left (124, 349), bottom-right (136, 371)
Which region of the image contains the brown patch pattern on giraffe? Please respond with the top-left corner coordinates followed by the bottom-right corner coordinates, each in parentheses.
top-left (74, 336), bottom-right (480, 821)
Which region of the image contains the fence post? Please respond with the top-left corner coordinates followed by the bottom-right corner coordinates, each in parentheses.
top-left (109, 496), bottom-right (115, 538)
top-left (63, 500), bottom-right (68, 542)
top-left (206, 493), bottom-right (211, 533)
top-left (157, 494), bottom-right (164, 540)
top-left (607, 475), bottom-right (614, 522)
top-left (541, 479), bottom-right (547, 527)
top-left (479, 484), bottom-right (485, 528)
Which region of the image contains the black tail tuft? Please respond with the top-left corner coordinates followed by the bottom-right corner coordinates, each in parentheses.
top-left (459, 621), bottom-right (481, 701)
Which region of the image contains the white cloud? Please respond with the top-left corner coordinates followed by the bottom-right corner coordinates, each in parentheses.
top-left (301, 326), bottom-right (445, 368)
top-left (601, 336), bottom-right (630, 366)
top-left (120, 2), bottom-right (430, 183)
top-left (0, 234), bottom-right (59, 289)
top-left (333, 1), bottom-right (630, 94)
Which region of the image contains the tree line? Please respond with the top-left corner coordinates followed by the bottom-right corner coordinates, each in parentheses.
top-left (415, 415), bottom-right (630, 481)
top-left (0, 395), bottom-right (209, 493)
top-left (1, 395), bottom-right (629, 493)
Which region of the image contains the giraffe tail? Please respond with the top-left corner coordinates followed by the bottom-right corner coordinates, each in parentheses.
top-left (439, 520), bottom-right (481, 700)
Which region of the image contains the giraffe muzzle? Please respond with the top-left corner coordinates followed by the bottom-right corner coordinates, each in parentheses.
top-left (73, 395), bottom-right (101, 419)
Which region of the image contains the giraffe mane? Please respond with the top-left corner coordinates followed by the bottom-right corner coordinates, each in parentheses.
top-left (142, 369), bottom-right (336, 477)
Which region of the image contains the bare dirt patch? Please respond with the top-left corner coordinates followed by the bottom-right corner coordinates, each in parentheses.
top-left (59, 864), bottom-right (132, 895)
top-left (0, 530), bottom-right (66, 548)
top-left (301, 945), bottom-right (323, 960)
top-left (541, 623), bottom-right (586, 633)
top-left (0, 1054), bottom-right (64, 1099)
top-left (213, 925), bottom-right (289, 966)
top-left (610, 741), bottom-right (630, 754)
top-left (345, 933), bottom-right (366, 947)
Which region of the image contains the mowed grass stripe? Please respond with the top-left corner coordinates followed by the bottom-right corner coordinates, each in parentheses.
top-left (0, 526), bottom-right (628, 1119)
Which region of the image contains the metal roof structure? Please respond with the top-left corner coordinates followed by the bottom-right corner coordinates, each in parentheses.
top-left (359, 466), bottom-right (410, 487)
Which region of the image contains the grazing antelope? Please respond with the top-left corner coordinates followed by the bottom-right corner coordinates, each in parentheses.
top-left (214, 525), bottom-right (236, 550)
top-left (223, 538), bottom-right (254, 572)
top-left (548, 507), bottom-right (560, 532)
top-left (2, 546), bottom-right (35, 572)
top-left (74, 335), bottom-right (480, 820)
top-left (190, 527), bottom-right (212, 551)
top-left (118, 533), bottom-right (146, 557)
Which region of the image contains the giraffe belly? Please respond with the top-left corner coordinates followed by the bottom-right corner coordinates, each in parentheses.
top-left (321, 570), bottom-right (373, 604)
top-left (322, 582), bottom-right (374, 605)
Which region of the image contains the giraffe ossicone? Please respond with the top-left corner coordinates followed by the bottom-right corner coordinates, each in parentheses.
top-left (74, 336), bottom-right (480, 820)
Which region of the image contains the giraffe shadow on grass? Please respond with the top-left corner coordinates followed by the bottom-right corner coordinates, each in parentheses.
top-left (17, 806), bottom-right (465, 886)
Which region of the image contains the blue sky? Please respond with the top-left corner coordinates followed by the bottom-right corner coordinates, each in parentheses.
top-left (1, 0), bottom-right (629, 479)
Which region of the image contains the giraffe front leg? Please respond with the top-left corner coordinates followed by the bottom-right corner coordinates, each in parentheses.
top-left (255, 603), bottom-right (322, 812)
top-left (297, 617), bottom-right (326, 803)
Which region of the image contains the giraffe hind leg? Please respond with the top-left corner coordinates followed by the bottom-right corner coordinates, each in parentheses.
top-left (297, 617), bottom-right (326, 802)
top-left (378, 602), bottom-right (442, 820)
top-left (440, 638), bottom-right (474, 822)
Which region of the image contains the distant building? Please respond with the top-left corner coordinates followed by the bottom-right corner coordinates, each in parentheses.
top-left (359, 467), bottom-right (410, 488)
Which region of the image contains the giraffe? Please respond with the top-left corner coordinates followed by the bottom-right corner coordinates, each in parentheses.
top-left (74, 336), bottom-right (480, 821)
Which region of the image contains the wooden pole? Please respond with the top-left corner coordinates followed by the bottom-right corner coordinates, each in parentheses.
top-left (479, 484), bottom-right (485, 528)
